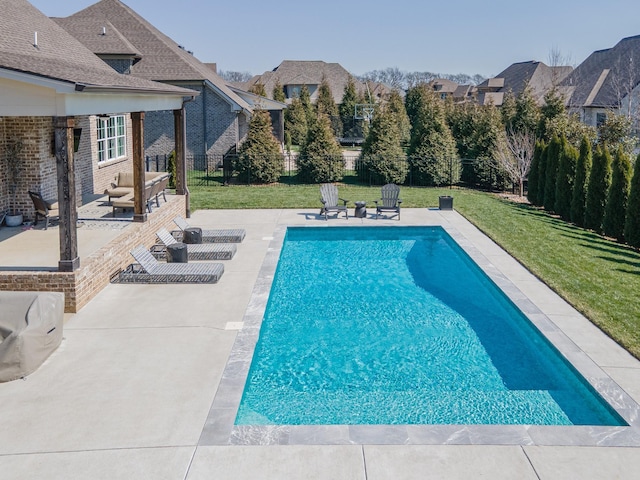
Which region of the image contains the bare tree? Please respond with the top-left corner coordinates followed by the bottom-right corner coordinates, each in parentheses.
top-left (218, 70), bottom-right (253, 83)
top-left (493, 127), bottom-right (536, 196)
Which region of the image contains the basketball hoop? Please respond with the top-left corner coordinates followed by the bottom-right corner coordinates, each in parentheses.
top-left (354, 103), bottom-right (376, 121)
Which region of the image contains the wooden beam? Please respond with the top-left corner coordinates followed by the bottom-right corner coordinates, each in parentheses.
top-left (54, 116), bottom-right (80, 272)
top-left (174, 107), bottom-right (190, 217)
top-left (131, 111), bottom-right (147, 223)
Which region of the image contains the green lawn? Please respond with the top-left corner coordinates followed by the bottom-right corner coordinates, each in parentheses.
top-left (189, 184), bottom-right (640, 359)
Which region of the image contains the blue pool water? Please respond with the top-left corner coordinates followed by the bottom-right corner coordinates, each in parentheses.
top-left (235, 226), bottom-right (626, 426)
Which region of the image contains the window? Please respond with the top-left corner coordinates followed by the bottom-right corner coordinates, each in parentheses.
top-left (97, 115), bottom-right (126, 162)
top-left (596, 112), bottom-right (607, 127)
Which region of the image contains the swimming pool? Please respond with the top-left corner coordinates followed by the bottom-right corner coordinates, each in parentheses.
top-left (235, 226), bottom-right (625, 427)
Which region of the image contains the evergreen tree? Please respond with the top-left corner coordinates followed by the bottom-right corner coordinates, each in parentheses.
top-left (554, 137), bottom-right (578, 221)
top-left (512, 85), bottom-right (540, 134)
top-left (527, 140), bottom-right (543, 205)
top-left (249, 82), bottom-right (267, 97)
top-left (536, 142), bottom-right (548, 207)
top-left (235, 109), bottom-right (282, 184)
top-left (585, 146), bottom-right (613, 233)
top-left (298, 114), bottom-right (343, 183)
top-left (272, 79), bottom-right (285, 103)
top-left (316, 77), bottom-right (342, 137)
top-left (603, 146), bottom-right (632, 242)
top-left (359, 99), bottom-right (408, 184)
top-left (299, 84), bottom-right (315, 126)
top-left (537, 88), bottom-right (565, 140)
top-left (543, 135), bottom-right (561, 212)
top-left (624, 153), bottom-right (640, 248)
top-left (386, 90), bottom-right (411, 145)
top-left (406, 84), bottom-right (459, 186)
top-left (339, 76), bottom-right (360, 138)
top-left (500, 90), bottom-right (517, 128)
top-left (284, 97), bottom-right (308, 145)
top-left (570, 137), bottom-right (593, 227)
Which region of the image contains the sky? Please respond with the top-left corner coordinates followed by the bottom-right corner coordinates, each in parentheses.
top-left (29, 0), bottom-right (640, 79)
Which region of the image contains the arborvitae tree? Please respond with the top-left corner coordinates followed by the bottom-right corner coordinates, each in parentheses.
top-left (272, 79), bottom-right (286, 103)
top-left (359, 99), bottom-right (408, 184)
top-left (298, 114), bottom-right (343, 183)
top-left (527, 140), bottom-right (544, 205)
top-left (570, 137), bottom-right (593, 227)
top-left (554, 137), bottom-right (578, 221)
top-left (284, 97), bottom-right (308, 145)
top-left (339, 76), bottom-right (360, 138)
top-left (624, 153), bottom-right (640, 248)
top-left (235, 109), bottom-right (282, 183)
top-left (585, 146), bottom-right (613, 233)
top-left (249, 82), bottom-right (267, 97)
top-left (536, 142), bottom-right (548, 207)
top-left (406, 84), bottom-right (459, 186)
top-left (603, 146), bottom-right (632, 242)
top-left (543, 135), bottom-right (561, 212)
top-left (316, 77), bottom-right (342, 137)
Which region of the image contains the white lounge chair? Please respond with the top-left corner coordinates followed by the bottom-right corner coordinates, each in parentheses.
top-left (151, 228), bottom-right (236, 261)
top-left (172, 216), bottom-right (246, 243)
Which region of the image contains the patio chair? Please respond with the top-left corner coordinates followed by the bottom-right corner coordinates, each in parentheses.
top-left (172, 216), bottom-right (246, 243)
top-left (374, 184), bottom-right (402, 220)
top-left (151, 228), bottom-right (236, 261)
top-left (320, 183), bottom-right (348, 220)
top-left (117, 245), bottom-right (224, 283)
top-left (28, 191), bottom-right (59, 229)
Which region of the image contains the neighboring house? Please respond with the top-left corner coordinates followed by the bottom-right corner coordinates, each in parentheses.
top-left (562, 35), bottom-right (640, 133)
top-left (476, 61), bottom-right (572, 106)
top-left (241, 60), bottom-right (391, 105)
top-left (1, 0), bottom-right (193, 285)
top-left (54, 0), bottom-right (284, 157)
top-left (431, 79), bottom-right (459, 100)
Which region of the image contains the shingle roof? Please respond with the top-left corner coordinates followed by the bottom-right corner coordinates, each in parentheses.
top-left (243, 60), bottom-right (390, 103)
top-left (476, 61), bottom-right (572, 105)
top-left (563, 35), bottom-right (640, 109)
top-left (0, 0), bottom-right (190, 95)
top-left (56, 0), bottom-right (251, 112)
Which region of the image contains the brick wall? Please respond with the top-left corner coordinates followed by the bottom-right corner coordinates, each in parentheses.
top-left (0, 195), bottom-right (186, 312)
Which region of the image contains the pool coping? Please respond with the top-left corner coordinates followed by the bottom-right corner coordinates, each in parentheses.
top-left (200, 218), bottom-right (640, 447)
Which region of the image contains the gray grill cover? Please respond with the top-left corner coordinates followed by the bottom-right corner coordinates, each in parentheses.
top-left (0, 292), bottom-right (64, 382)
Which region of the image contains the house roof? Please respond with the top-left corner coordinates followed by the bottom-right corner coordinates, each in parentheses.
top-left (0, 0), bottom-right (192, 96)
top-left (476, 61), bottom-right (572, 105)
top-left (55, 0), bottom-right (252, 114)
top-left (243, 60), bottom-right (391, 104)
top-left (563, 35), bottom-right (640, 109)
top-left (431, 78), bottom-right (458, 94)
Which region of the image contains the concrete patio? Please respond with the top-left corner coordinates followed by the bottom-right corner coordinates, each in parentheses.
top-left (1, 207), bottom-right (639, 479)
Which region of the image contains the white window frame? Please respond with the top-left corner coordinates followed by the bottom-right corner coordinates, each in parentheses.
top-left (97, 115), bottom-right (126, 162)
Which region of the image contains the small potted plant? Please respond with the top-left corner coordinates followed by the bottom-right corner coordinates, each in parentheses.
top-left (4, 139), bottom-right (24, 227)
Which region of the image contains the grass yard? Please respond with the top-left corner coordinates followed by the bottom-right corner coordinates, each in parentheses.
top-left (190, 184), bottom-right (640, 359)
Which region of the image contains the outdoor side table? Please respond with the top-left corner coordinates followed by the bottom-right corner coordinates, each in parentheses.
top-left (354, 201), bottom-right (367, 218)
top-left (183, 227), bottom-right (202, 244)
top-left (166, 242), bottom-right (188, 263)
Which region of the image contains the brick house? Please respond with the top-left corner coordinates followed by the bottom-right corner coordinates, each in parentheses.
top-left (1, 0), bottom-right (195, 311)
top-left (54, 0), bottom-right (285, 158)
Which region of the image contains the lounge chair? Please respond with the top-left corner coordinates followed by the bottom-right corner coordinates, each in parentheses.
top-left (172, 216), bottom-right (246, 243)
top-left (116, 245), bottom-right (224, 283)
top-left (28, 191), bottom-right (59, 229)
top-left (320, 183), bottom-right (348, 220)
top-left (375, 183), bottom-right (402, 220)
top-left (151, 228), bottom-right (236, 261)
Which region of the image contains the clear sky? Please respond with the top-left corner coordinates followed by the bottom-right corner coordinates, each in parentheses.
top-left (29, 0), bottom-right (640, 79)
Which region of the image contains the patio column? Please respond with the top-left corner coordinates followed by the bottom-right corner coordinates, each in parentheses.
top-left (131, 111), bottom-right (147, 223)
top-left (174, 107), bottom-right (190, 218)
top-left (54, 116), bottom-right (80, 272)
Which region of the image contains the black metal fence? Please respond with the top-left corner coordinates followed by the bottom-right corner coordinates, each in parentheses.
top-left (146, 153), bottom-right (512, 192)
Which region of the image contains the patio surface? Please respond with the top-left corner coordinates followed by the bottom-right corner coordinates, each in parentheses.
top-left (1, 207), bottom-right (640, 479)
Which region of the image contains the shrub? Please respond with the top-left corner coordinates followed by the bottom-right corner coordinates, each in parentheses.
top-left (570, 137), bottom-right (592, 227)
top-left (235, 109), bottom-right (283, 184)
top-left (585, 146), bottom-right (612, 233)
top-left (603, 146), bottom-right (632, 242)
top-left (297, 115), bottom-right (344, 183)
top-left (554, 137), bottom-right (578, 221)
top-left (624, 153), bottom-right (640, 247)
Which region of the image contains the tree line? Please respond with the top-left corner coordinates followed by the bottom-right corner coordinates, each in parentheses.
top-left (234, 75), bottom-right (640, 247)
